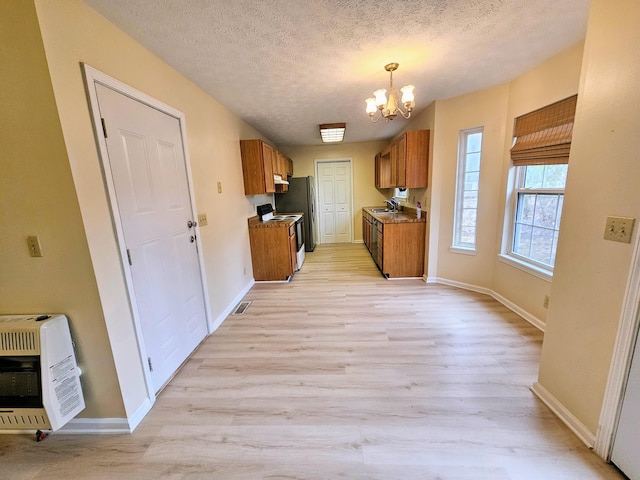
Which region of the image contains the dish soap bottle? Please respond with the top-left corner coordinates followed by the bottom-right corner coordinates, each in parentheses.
top-left (416, 201), bottom-right (422, 219)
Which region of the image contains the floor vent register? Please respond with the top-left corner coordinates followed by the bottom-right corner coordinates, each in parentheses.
top-left (232, 301), bottom-right (252, 315)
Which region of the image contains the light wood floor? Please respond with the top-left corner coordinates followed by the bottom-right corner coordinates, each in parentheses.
top-left (1, 244), bottom-right (624, 479)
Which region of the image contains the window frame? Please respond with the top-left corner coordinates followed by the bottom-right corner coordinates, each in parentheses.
top-left (451, 127), bottom-right (483, 254)
top-left (501, 164), bottom-right (567, 280)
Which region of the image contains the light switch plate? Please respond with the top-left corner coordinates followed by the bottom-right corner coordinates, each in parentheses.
top-left (198, 213), bottom-right (208, 226)
top-left (27, 235), bottom-right (43, 257)
top-left (217, 182), bottom-right (222, 194)
top-left (604, 216), bottom-right (635, 244)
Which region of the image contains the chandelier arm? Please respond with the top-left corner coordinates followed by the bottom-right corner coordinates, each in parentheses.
top-left (369, 111), bottom-right (382, 123)
top-left (394, 103), bottom-right (408, 117)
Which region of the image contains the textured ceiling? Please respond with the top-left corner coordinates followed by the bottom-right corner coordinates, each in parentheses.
top-left (83, 0), bottom-right (590, 146)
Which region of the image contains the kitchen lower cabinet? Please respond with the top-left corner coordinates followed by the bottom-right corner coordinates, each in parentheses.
top-left (249, 220), bottom-right (297, 281)
top-left (362, 211), bottom-right (373, 252)
top-left (362, 207), bottom-right (426, 278)
top-left (379, 222), bottom-right (425, 278)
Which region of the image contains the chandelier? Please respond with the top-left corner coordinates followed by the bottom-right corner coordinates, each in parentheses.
top-left (365, 63), bottom-right (415, 122)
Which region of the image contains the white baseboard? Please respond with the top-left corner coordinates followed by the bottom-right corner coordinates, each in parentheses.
top-left (428, 276), bottom-right (545, 332)
top-left (1, 397), bottom-right (154, 435)
top-left (57, 417), bottom-right (132, 434)
top-left (210, 279), bottom-right (255, 332)
top-left (531, 382), bottom-right (596, 448)
top-left (491, 290), bottom-right (545, 332)
top-left (57, 396), bottom-right (153, 434)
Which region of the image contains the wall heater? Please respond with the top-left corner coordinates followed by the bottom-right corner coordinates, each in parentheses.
top-left (0, 314), bottom-right (85, 431)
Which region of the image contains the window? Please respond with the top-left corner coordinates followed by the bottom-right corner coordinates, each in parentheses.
top-left (502, 95), bottom-right (576, 278)
top-left (511, 164), bottom-right (567, 269)
top-left (393, 187), bottom-right (408, 200)
top-left (452, 127), bottom-right (483, 252)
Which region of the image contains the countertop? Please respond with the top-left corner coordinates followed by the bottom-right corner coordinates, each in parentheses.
top-left (363, 206), bottom-right (426, 224)
top-left (248, 213), bottom-right (303, 228)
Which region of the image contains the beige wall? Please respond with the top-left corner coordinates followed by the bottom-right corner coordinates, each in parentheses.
top-left (538, 0), bottom-right (640, 434)
top-left (0, 1), bottom-right (124, 418)
top-left (279, 141), bottom-right (387, 241)
top-left (428, 85), bottom-right (510, 287)
top-left (17, 0), bottom-right (269, 420)
top-left (491, 42), bottom-right (585, 322)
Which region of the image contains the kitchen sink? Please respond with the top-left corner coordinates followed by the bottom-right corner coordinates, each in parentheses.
top-left (371, 208), bottom-right (390, 213)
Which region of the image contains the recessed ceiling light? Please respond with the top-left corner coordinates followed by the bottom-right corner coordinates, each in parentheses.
top-left (319, 123), bottom-right (346, 143)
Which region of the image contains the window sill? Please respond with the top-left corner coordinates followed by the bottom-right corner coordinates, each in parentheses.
top-left (450, 246), bottom-right (477, 256)
top-left (498, 254), bottom-right (553, 282)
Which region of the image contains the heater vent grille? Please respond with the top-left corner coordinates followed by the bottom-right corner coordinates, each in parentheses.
top-left (0, 331), bottom-right (38, 354)
top-left (232, 301), bottom-right (252, 315)
top-left (0, 412), bottom-right (50, 429)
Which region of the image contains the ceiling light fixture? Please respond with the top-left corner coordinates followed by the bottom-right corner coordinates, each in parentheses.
top-left (365, 63), bottom-right (415, 122)
top-left (319, 123), bottom-right (346, 143)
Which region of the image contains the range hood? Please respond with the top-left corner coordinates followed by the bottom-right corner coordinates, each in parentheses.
top-left (274, 174), bottom-right (289, 185)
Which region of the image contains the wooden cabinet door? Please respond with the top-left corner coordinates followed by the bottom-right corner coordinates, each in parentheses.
top-left (289, 230), bottom-right (297, 275)
top-left (395, 134), bottom-right (407, 187)
top-left (377, 222), bottom-right (384, 269)
top-left (380, 222), bottom-right (425, 278)
top-left (376, 148), bottom-right (392, 188)
top-left (261, 142), bottom-right (276, 193)
top-left (249, 224), bottom-right (295, 281)
top-left (404, 130), bottom-right (429, 188)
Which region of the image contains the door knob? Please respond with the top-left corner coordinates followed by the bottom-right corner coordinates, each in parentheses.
top-left (187, 220), bottom-right (198, 229)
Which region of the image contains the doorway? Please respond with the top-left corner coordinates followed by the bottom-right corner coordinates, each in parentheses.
top-left (611, 320), bottom-right (640, 477)
top-left (315, 159), bottom-right (353, 244)
top-left (594, 228), bottom-right (640, 473)
top-left (84, 66), bottom-right (209, 395)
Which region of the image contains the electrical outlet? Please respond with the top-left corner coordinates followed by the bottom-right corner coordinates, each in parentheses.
top-left (604, 216), bottom-right (635, 244)
top-left (543, 295), bottom-right (550, 309)
top-left (198, 213), bottom-right (208, 226)
top-left (27, 235), bottom-right (43, 257)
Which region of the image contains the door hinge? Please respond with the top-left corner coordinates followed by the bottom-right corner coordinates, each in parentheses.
top-left (148, 357), bottom-right (153, 372)
top-left (101, 117), bottom-right (108, 138)
top-left (126, 248), bottom-right (132, 265)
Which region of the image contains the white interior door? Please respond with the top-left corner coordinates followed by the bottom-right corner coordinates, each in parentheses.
top-left (317, 160), bottom-right (352, 244)
top-left (612, 324), bottom-right (640, 478)
top-left (95, 84), bottom-right (208, 392)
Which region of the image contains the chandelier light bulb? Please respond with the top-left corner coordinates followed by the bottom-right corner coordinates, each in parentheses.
top-left (373, 89), bottom-right (387, 108)
top-left (401, 85), bottom-right (415, 106)
top-left (365, 98), bottom-right (377, 115)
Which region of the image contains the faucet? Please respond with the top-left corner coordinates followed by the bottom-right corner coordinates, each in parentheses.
top-left (384, 198), bottom-right (399, 212)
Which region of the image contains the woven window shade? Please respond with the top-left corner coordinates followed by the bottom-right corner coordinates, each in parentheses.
top-left (510, 94), bottom-right (577, 166)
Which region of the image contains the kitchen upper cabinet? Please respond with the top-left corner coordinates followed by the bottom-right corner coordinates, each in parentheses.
top-left (276, 151), bottom-right (294, 177)
top-left (286, 156), bottom-right (293, 177)
top-left (240, 139), bottom-right (294, 195)
top-left (375, 147), bottom-right (392, 188)
top-left (375, 130), bottom-right (430, 189)
top-left (240, 139), bottom-right (276, 195)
